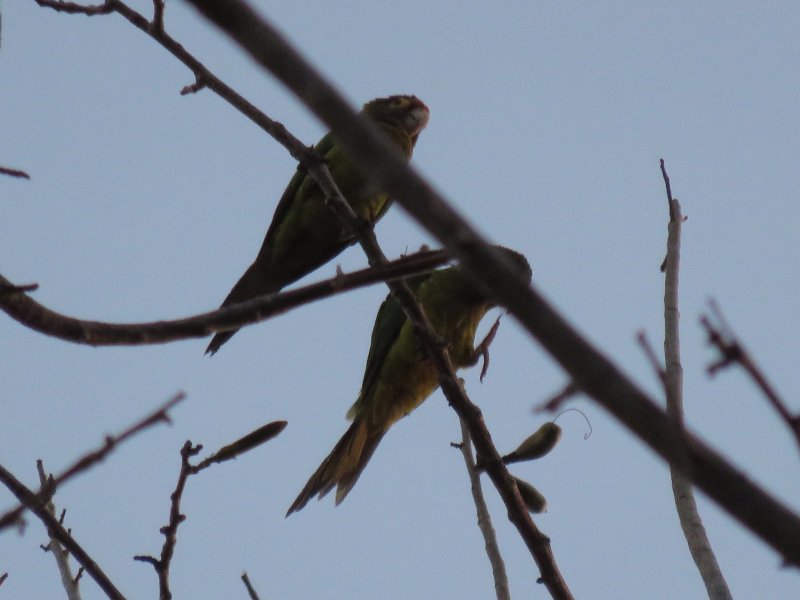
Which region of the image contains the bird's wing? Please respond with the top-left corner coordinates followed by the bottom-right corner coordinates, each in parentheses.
top-left (258, 131), bottom-right (337, 246)
top-left (349, 273), bottom-right (431, 418)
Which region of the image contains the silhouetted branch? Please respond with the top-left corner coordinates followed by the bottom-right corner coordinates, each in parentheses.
top-left (0, 250), bottom-right (448, 347)
top-left (185, 0), bottom-right (800, 569)
top-left (0, 465), bottom-right (125, 600)
top-left (701, 300), bottom-right (800, 453)
top-left (33, 0), bottom-right (112, 15)
top-left (241, 572), bottom-right (261, 600)
top-left (134, 441), bottom-right (200, 600)
top-left (0, 393), bottom-right (185, 532)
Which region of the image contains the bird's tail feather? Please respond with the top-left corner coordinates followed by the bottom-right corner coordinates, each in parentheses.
top-left (286, 418), bottom-right (385, 516)
top-left (205, 263), bottom-right (279, 355)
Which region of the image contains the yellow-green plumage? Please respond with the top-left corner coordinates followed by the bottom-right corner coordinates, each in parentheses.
top-left (286, 247), bottom-right (532, 515)
top-left (206, 95), bottom-right (429, 355)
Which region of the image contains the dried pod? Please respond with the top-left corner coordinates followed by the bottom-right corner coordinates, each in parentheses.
top-left (513, 477), bottom-right (547, 513)
top-left (502, 422), bottom-right (562, 465)
top-left (210, 420), bottom-right (288, 464)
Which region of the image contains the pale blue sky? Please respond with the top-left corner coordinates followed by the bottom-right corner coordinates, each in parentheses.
top-left (3, 2), bottom-right (800, 598)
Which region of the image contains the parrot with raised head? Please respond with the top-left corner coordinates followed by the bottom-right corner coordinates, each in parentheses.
top-left (286, 247), bottom-right (532, 515)
top-left (206, 95), bottom-right (430, 355)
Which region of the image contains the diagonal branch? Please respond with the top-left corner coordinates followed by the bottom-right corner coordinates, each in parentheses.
top-left (37, 462), bottom-right (82, 600)
top-left (701, 301), bottom-right (800, 454)
top-left (0, 250), bottom-right (448, 346)
top-left (0, 465), bottom-right (125, 600)
top-left (184, 0), bottom-right (800, 568)
top-left (0, 393), bottom-right (185, 532)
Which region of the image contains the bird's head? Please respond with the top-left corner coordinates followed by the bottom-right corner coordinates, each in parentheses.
top-left (363, 95), bottom-right (430, 143)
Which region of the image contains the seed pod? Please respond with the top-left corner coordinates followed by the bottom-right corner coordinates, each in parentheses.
top-left (513, 477), bottom-right (547, 513)
top-left (502, 422), bottom-right (562, 465)
top-left (210, 420), bottom-right (288, 464)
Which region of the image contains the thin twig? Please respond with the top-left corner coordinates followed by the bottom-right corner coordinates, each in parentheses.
top-left (455, 419), bottom-right (509, 600)
top-left (0, 465), bottom-right (125, 600)
top-left (33, 1), bottom-right (112, 15)
top-left (0, 393), bottom-right (185, 532)
top-left (659, 163), bottom-right (731, 599)
top-left (183, 0), bottom-right (800, 568)
top-left (0, 166), bottom-right (31, 179)
top-left (134, 423), bottom-right (286, 599)
top-left (636, 330), bottom-right (667, 389)
top-left (0, 250), bottom-right (449, 346)
top-left (37, 462), bottom-right (82, 600)
top-left (241, 572), bottom-right (261, 600)
top-left (36, 0), bottom-right (321, 166)
top-left (533, 381), bottom-right (580, 414)
top-left (134, 441), bottom-right (201, 600)
top-left (701, 300), bottom-right (800, 453)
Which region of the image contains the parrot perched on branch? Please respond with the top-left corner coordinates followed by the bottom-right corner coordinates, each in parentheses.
top-left (286, 247), bottom-right (532, 515)
top-left (206, 95), bottom-right (430, 355)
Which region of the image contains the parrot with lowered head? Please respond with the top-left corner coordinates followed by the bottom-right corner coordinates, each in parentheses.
top-left (206, 95), bottom-right (430, 355)
top-left (286, 246), bottom-right (532, 515)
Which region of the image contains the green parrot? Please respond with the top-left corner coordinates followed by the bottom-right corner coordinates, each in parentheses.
top-left (286, 247), bottom-right (532, 515)
top-left (206, 95), bottom-right (430, 355)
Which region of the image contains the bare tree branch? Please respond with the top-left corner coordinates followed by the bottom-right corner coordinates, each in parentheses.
top-left (35, 0), bottom-right (324, 167)
top-left (37, 463), bottom-right (82, 600)
top-left (660, 160), bottom-right (731, 599)
top-left (241, 572), bottom-right (261, 600)
top-left (135, 422), bottom-right (286, 600)
top-left (454, 419), bottom-right (509, 600)
top-left (0, 465), bottom-right (125, 600)
top-left (701, 300), bottom-right (800, 454)
top-left (0, 392), bottom-right (185, 532)
top-left (183, 0), bottom-right (800, 568)
top-left (33, 1), bottom-right (112, 15)
top-left (0, 250), bottom-right (448, 346)
top-left (134, 441), bottom-right (200, 600)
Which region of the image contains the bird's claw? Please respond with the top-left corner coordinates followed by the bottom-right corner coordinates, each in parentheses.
top-left (473, 314), bottom-right (503, 382)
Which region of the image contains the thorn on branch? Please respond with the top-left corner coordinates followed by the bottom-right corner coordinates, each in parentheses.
top-left (180, 76), bottom-right (207, 95)
top-left (0, 281), bottom-right (39, 295)
top-left (533, 381), bottom-right (580, 414)
top-left (637, 330), bottom-right (667, 389)
top-left (133, 554), bottom-right (160, 568)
